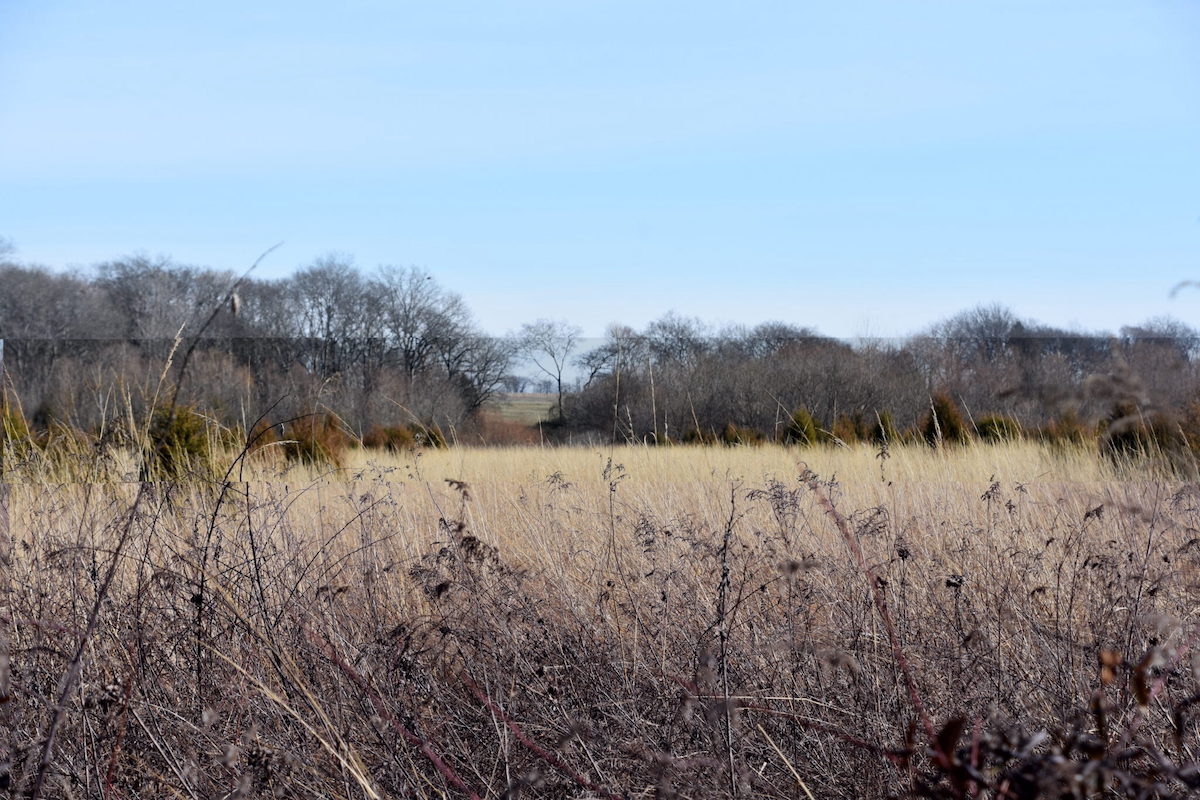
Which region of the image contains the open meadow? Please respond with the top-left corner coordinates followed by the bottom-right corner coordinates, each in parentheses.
top-left (5, 441), bottom-right (1200, 798)
top-left (6, 3), bottom-right (1200, 795)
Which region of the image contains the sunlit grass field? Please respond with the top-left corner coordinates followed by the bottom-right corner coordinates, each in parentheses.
top-left (6, 441), bottom-right (1199, 797)
top-left (484, 392), bottom-right (558, 425)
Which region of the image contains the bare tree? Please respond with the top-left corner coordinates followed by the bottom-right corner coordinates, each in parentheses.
top-left (0, 265), bottom-right (114, 340)
top-left (287, 254), bottom-right (381, 376)
top-left (519, 319), bottom-right (582, 422)
top-left (576, 323), bottom-right (646, 389)
top-left (499, 374), bottom-right (529, 393)
top-left (645, 311), bottom-right (709, 366)
top-left (373, 265), bottom-right (472, 378)
top-left (95, 255), bottom-right (241, 341)
top-left (428, 330), bottom-right (513, 414)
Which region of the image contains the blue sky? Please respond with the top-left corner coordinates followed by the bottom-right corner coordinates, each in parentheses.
top-left (2, 1), bottom-right (1199, 337)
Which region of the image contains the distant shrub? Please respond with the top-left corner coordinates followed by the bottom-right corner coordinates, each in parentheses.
top-left (413, 424), bottom-right (447, 449)
top-left (682, 427), bottom-right (719, 445)
top-left (977, 415), bottom-right (1022, 443)
top-left (282, 414), bottom-right (350, 467)
top-left (360, 423), bottom-right (449, 451)
top-left (230, 418), bottom-right (284, 463)
top-left (721, 422), bottom-right (764, 446)
top-left (869, 410), bottom-right (901, 445)
top-left (1100, 402), bottom-right (1177, 460)
top-left (363, 424), bottom-right (417, 452)
top-left (783, 407), bottom-right (820, 446)
top-left (1038, 410), bottom-right (1094, 448)
top-left (920, 392), bottom-right (969, 447)
top-left (146, 405), bottom-right (214, 480)
top-left (1180, 399), bottom-right (1200, 453)
top-left (248, 418), bottom-right (282, 447)
top-left (831, 412), bottom-right (867, 445)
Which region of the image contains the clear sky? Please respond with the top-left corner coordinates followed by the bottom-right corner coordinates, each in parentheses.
top-left (2, 1), bottom-right (1199, 337)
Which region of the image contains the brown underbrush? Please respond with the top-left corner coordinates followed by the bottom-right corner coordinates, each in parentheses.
top-left (4, 444), bottom-right (1200, 797)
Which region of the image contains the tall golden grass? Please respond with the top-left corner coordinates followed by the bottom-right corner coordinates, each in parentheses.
top-left (5, 440), bottom-right (1200, 797)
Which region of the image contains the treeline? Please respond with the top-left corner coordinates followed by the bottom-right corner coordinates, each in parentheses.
top-left (1, 246), bottom-right (1198, 454)
top-left (0, 253), bottom-right (512, 435)
top-left (570, 308), bottom-right (1200, 452)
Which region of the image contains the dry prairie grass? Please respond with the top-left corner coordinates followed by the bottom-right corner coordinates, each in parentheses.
top-left (4, 442), bottom-right (1200, 797)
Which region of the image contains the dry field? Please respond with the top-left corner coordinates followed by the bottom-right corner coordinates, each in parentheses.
top-left (5, 441), bottom-right (1200, 798)
top-left (485, 394), bottom-right (559, 426)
